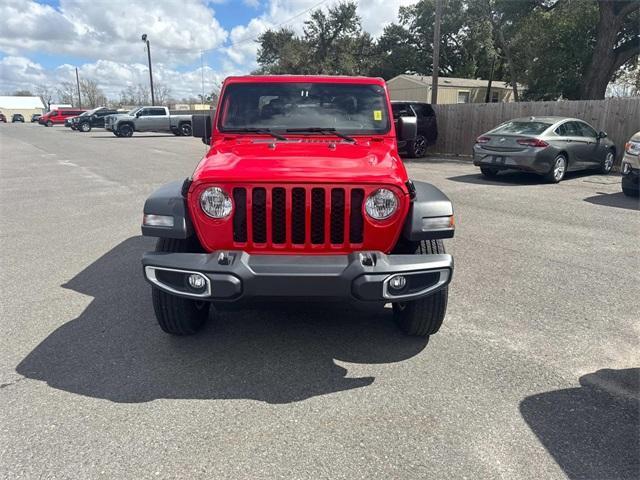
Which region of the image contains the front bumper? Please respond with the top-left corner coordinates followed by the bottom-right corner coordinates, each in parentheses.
top-left (142, 250), bottom-right (453, 302)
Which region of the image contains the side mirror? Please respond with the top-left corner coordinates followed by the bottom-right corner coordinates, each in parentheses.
top-left (192, 114), bottom-right (212, 145)
top-left (397, 116), bottom-right (417, 142)
top-left (598, 131), bottom-right (607, 139)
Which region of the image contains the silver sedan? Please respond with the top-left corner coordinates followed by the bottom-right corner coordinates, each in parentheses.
top-left (473, 116), bottom-right (616, 183)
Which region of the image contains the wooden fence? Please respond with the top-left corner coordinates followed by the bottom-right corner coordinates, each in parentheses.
top-left (431, 97), bottom-right (640, 160)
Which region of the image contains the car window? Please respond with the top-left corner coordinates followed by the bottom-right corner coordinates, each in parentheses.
top-left (490, 121), bottom-right (552, 135)
top-left (147, 108), bottom-right (166, 116)
top-left (564, 121), bottom-right (584, 137)
top-left (391, 103), bottom-right (414, 119)
top-left (411, 104), bottom-right (435, 118)
top-left (577, 121), bottom-right (597, 138)
top-left (554, 123), bottom-right (567, 136)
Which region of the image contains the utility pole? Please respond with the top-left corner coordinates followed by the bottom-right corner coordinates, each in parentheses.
top-left (141, 34), bottom-right (155, 105)
top-left (431, 0), bottom-right (443, 105)
top-left (485, 55), bottom-right (496, 103)
top-left (75, 67), bottom-right (82, 109)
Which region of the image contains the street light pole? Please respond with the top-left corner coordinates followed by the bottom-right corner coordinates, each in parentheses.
top-left (141, 34), bottom-right (155, 106)
top-left (75, 67), bottom-right (82, 109)
top-left (431, 0), bottom-right (443, 105)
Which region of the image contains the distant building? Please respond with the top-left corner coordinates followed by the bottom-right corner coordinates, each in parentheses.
top-left (0, 96), bottom-right (45, 119)
top-left (387, 75), bottom-right (518, 104)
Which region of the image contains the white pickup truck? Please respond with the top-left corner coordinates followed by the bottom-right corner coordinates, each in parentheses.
top-left (104, 106), bottom-right (192, 137)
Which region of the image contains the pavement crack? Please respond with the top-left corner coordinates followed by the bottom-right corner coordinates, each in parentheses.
top-left (0, 377), bottom-right (28, 390)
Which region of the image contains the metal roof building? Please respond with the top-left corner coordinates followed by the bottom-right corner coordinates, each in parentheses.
top-left (0, 96), bottom-right (45, 120)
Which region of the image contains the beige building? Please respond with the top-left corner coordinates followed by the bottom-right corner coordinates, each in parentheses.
top-left (0, 96), bottom-right (45, 120)
top-left (387, 75), bottom-right (517, 104)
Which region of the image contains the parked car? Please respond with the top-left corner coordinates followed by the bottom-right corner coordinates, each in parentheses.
top-left (11, 114), bottom-right (25, 123)
top-left (391, 101), bottom-right (438, 158)
top-left (621, 131), bottom-right (640, 197)
top-left (473, 116), bottom-right (616, 183)
top-left (73, 107), bottom-right (118, 132)
top-left (31, 114), bottom-right (41, 123)
top-left (141, 75), bottom-right (455, 338)
top-left (39, 109), bottom-right (86, 127)
top-left (104, 106), bottom-right (192, 137)
top-left (0, 112), bottom-right (7, 123)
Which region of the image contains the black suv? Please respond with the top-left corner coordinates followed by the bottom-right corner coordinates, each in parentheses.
top-left (73, 107), bottom-right (118, 132)
top-left (391, 101), bottom-right (438, 158)
top-left (11, 113), bottom-right (25, 123)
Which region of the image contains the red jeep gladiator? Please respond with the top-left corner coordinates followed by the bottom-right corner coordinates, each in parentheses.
top-left (141, 76), bottom-right (454, 338)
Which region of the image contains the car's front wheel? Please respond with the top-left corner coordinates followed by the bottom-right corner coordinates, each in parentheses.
top-left (392, 239), bottom-right (449, 337)
top-left (117, 123), bottom-right (133, 137)
top-left (46, 120), bottom-right (53, 127)
top-left (79, 122), bottom-right (92, 132)
top-left (480, 166), bottom-right (499, 178)
top-left (151, 237), bottom-right (211, 335)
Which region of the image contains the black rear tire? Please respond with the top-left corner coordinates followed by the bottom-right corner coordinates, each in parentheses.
top-left (407, 134), bottom-right (428, 158)
top-left (392, 239), bottom-right (449, 337)
top-left (179, 122), bottom-right (192, 136)
top-left (151, 237), bottom-right (211, 335)
top-left (544, 154), bottom-right (567, 183)
top-left (480, 166), bottom-right (499, 178)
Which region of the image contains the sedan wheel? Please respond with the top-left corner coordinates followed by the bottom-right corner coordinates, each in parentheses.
top-left (545, 155), bottom-right (567, 183)
top-left (80, 122), bottom-right (91, 132)
top-left (600, 151), bottom-right (614, 174)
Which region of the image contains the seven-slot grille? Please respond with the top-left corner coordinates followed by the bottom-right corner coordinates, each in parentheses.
top-left (231, 186), bottom-right (366, 247)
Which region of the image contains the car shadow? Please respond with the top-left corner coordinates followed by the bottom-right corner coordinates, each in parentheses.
top-left (520, 368), bottom-right (639, 480)
top-left (89, 134), bottom-right (178, 138)
top-left (16, 236), bottom-right (427, 404)
top-left (584, 191), bottom-right (639, 211)
top-left (448, 170), bottom-right (596, 186)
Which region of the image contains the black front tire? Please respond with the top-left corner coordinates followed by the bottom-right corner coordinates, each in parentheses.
top-left (46, 120), bottom-right (53, 127)
top-left (151, 238), bottom-right (211, 335)
top-left (118, 123), bottom-right (134, 137)
top-left (480, 166), bottom-right (499, 178)
top-left (79, 122), bottom-right (91, 132)
top-left (392, 239), bottom-right (449, 337)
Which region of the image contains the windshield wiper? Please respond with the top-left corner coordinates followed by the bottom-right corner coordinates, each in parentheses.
top-left (286, 127), bottom-right (355, 143)
top-left (227, 128), bottom-right (288, 141)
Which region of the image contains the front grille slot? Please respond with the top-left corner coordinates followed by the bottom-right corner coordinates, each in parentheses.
top-left (330, 189), bottom-right (345, 244)
top-left (252, 188), bottom-right (267, 243)
top-left (291, 188), bottom-right (306, 245)
top-left (231, 186), bottom-right (369, 247)
top-left (232, 188), bottom-right (247, 242)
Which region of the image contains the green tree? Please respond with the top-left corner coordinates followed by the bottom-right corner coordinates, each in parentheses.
top-left (256, 2), bottom-right (375, 75)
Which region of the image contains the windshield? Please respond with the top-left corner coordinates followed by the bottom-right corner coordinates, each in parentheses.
top-left (218, 82), bottom-right (390, 135)
top-left (490, 121), bottom-right (552, 135)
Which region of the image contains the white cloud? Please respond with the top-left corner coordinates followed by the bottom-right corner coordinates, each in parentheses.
top-left (0, 0), bottom-right (228, 66)
top-left (0, 56), bottom-right (242, 101)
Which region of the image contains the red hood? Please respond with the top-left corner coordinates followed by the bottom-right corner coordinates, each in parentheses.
top-left (191, 137), bottom-right (408, 187)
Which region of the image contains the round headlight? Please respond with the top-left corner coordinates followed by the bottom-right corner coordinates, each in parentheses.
top-left (200, 187), bottom-right (232, 218)
top-left (365, 188), bottom-right (398, 220)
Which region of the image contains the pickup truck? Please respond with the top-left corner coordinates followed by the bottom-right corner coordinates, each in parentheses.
top-left (141, 75), bottom-right (455, 338)
top-left (104, 106), bottom-right (192, 137)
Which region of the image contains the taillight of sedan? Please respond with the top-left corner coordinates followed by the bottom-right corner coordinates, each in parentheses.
top-left (516, 138), bottom-right (549, 148)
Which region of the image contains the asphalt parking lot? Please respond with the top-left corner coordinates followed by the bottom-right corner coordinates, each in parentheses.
top-left (1, 123), bottom-right (638, 479)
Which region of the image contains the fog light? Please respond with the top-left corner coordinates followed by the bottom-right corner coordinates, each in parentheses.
top-left (188, 274), bottom-right (206, 290)
top-left (621, 162), bottom-right (631, 175)
top-left (389, 275), bottom-right (407, 291)
top-left (143, 214), bottom-right (174, 227)
top-left (422, 216), bottom-right (454, 231)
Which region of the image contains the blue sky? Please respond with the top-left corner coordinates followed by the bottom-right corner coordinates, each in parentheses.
top-left (0, 0), bottom-right (411, 99)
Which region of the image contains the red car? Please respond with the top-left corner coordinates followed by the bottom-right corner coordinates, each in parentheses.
top-left (39, 109), bottom-right (86, 127)
top-left (141, 75), bottom-right (455, 338)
